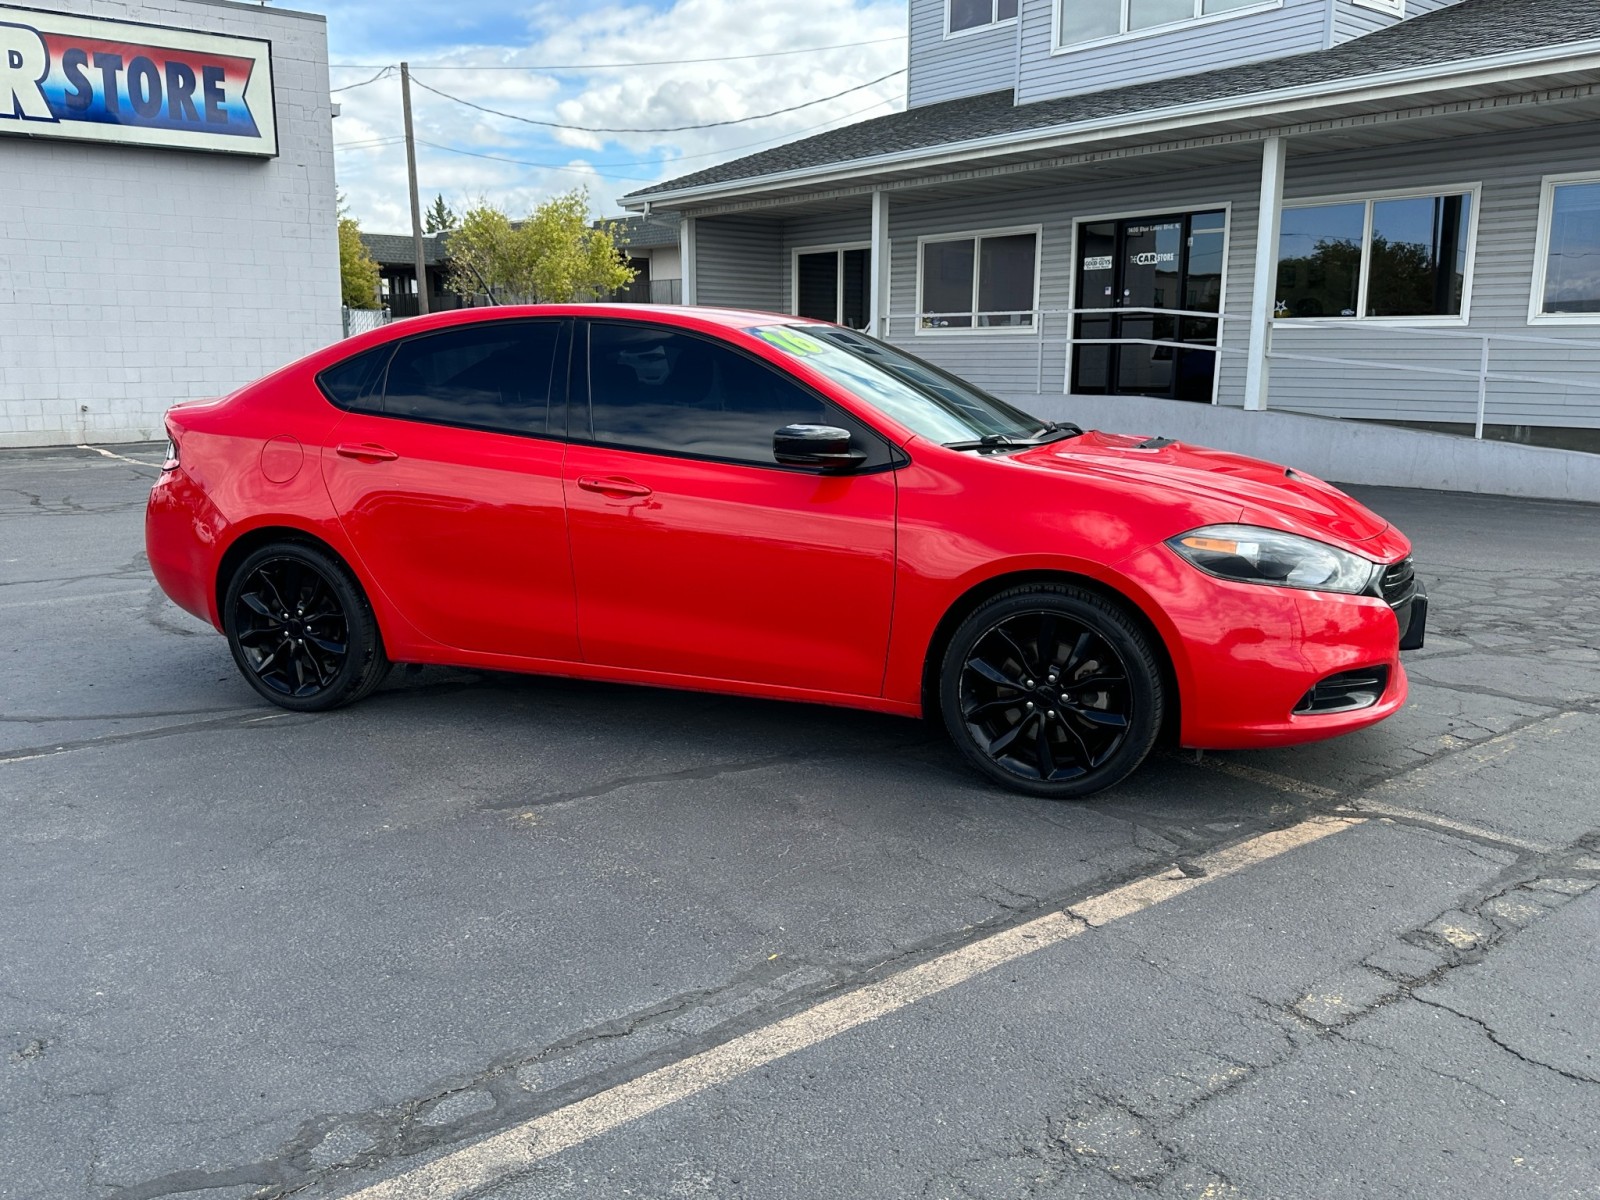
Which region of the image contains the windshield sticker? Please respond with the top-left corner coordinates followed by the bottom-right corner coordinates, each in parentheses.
top-left (752, 327), bottom-right (828, 356)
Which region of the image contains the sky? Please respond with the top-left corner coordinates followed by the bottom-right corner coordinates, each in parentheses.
top-left (317, 0), bottom-right (908, 234)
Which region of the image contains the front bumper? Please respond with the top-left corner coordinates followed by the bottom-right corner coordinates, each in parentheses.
top-left (1119, 544), bottom-right (1418, 750)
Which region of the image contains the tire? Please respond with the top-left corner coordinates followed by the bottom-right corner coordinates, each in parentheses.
top-left (222, 540), bottom-right (391, 712)
top-left (938, 583), bottom-right (1165, 799)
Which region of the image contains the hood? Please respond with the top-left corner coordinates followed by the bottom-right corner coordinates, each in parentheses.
top-left (1013, 430), bottom-right (1391, 549)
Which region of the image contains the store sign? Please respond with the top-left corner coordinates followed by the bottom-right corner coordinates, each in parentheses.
top-left (0, 6), bottom-right (275, 156)
top-left (1130, 251), bottom-right (1177, 266)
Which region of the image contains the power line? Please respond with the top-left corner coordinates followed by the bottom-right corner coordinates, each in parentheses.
top-left (408, 68), bottom-right (904, 134)
top-left (334, 137), bottom-right (406, 151)
top-left (328, 35), bottom-right (905, 72)
top-left (404, 96), bottom-right (897, 174)
top-left (331, 65), bottom-right (392, 93)
top-left (415, 138), bottom-right (657, 182)
top-left (336, 91), bottom-right (897, 179)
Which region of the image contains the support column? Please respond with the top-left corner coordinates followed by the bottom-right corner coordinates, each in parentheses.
top-left (680, 215), bottom-right (697, 306)
top-left (1243, 135), bottom-right (1286, 412)
top-left (869, 190), bottom-right (890, 337)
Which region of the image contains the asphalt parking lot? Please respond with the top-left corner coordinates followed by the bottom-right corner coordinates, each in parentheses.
top-left (3, 442), bottom-right (1598, 1200)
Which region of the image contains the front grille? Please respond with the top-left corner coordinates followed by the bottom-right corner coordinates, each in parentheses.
top-left (1294, 666), bottom-right (1391, 715)
top-left (1379, 556), bottom-right (1417, 607)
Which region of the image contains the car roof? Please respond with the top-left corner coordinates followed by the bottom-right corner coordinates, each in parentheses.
top-left (376, 304), bottom-right (804, 336)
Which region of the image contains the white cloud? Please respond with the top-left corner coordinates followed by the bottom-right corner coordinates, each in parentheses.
top-left (330, 0), bottom-right (905, 232)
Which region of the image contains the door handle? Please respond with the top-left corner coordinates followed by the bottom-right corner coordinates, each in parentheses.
top-left (336, 443), bottom-right (399, 462)
top-left (577, 476), bottom-right (653, 498)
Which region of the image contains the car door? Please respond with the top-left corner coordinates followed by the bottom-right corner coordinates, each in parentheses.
top-left (563, 319), bottom-right (898, 697)
top-left (319, 318), bottom-right (581, 662)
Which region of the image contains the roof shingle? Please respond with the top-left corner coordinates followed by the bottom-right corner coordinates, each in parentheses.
top-left (359, 232), bottom-right (449, 267)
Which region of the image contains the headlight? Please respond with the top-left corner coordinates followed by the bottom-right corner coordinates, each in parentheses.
top-left (1166, 524), bottom-right (1378, 594)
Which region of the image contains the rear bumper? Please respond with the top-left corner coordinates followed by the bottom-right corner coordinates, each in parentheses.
top-left (146, 468), bottom-right (229, 629)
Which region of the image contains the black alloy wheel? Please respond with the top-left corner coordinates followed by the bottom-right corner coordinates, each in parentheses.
top-left (939, 584), bottom-right (1164, 799)
top-left (223, 541), bottom-right (391, 711)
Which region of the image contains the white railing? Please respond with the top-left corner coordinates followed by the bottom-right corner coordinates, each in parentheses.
top-left (874, 309), bottom-right (1600, 435)
top-left (1268, 320), bottom-right (1600, 439)
top-left (879, 307), bottom-right (1228, 395)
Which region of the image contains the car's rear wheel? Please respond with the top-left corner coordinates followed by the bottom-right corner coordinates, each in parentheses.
top-left (223, 541), bottom-right (390, 711)
top-left (939, 584), bottom-right (1164, 799)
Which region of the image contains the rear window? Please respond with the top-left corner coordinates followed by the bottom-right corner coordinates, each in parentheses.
top-left (384, 321), bottom-right (562, 436)
top-left (316, 344), bottom-right (393, 412)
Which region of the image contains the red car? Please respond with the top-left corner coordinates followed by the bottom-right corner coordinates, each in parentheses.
top-left (147, 305), bottom-right (1426, 799)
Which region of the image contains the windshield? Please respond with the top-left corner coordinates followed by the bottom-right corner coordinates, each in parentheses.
top-left (749, 325), bottom-right (1052, 446)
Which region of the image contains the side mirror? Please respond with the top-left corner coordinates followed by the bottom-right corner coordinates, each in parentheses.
top-left (773, 424), bottom-right (867, 472)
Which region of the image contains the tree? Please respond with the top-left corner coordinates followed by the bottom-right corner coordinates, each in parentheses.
top-left (424, 194), bottom-right (457, 235)
top-left (337, 202), bottom-right (380, 310)
top-left (446, 188), bottom-right (634, 303)
top-left (1277, 234), bottom-right (1455, 319)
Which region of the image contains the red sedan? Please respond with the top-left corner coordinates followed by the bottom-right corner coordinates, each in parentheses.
top-left (147, 305), bottom-right (1426, 799)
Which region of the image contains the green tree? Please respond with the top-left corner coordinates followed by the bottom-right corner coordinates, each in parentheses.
top-left (446, 188), bottom-right (634, 303)
top-left (1277, 235), bottom-right (1454, 319)
top-left (424, 193), bottom-right (457, 234)
top-left (337, 207), bottom-right (381, 310)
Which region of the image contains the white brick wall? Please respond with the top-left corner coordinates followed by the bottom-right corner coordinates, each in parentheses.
top-left (0, 0), bottom-right (340, 446)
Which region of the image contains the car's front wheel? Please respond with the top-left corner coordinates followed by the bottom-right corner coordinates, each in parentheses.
top-left (939, 584), bottom-right (1164, 799)
top-left (223, 541), bottom-right (391, 711)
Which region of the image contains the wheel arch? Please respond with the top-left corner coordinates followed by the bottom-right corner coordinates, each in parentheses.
top-left (919, 569), bottom-right (1182, 743)
top-left (214, 524), bottom-right (364, 626)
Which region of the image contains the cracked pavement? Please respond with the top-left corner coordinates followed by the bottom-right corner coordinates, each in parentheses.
top-left (1, 445), bottom-right (1597, 1199)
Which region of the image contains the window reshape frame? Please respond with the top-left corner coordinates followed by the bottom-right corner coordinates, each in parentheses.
top-left (1529, 171), bottom-right (1600, 326)
top-left (1053, 0), bottom-right (1282, 54)
top-left (791, 242), bottom-right (873, 329)
top-left (915, 225), bottom-right (1043, 336)
top-left (1274, 184), bottom-right (1481, 325)
top-left (947, 0), bottom-right (1020, 38)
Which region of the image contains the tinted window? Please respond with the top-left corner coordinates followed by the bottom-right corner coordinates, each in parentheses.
top-left (316, 344), bottom-right (393, 412)
top-left (586, 323), bottom-right (885, 467)
top-left (382, 321), bottom-right (563, 435)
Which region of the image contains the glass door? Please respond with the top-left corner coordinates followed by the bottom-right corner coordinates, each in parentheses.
top-left (795, 246), bottom-right (870, 329)
top-left (1071, 211), bottom-right (1224, 402)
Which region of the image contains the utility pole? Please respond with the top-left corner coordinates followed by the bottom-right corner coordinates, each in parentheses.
top-left (400, 61), bottom-right (429, 316)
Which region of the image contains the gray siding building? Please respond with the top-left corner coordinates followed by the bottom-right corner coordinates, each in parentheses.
top-left (626, 0), bottom-right (1600, 502)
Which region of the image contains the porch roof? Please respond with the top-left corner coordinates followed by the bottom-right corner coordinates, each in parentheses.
top-left (360, 232), bottom-right (449, 268)
top-left (623, 0), bottom-right (1600, 210)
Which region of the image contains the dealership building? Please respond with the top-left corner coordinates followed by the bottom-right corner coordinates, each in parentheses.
top-left (625, 0), bottom-right (1600, 502)
top-left (0, 0), bottom-right (337, 447)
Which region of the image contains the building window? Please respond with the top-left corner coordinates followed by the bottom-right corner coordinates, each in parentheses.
top-left (1275, 190), bottom-right (1475, 321)
top-left (793, 244), bottom-right (871, 328)
top-left (1532, 176), bottom-right (1600, 322)
top-left (1351, 0), bottom-right (1404, 15)
top-left (1058, 0), bottom-right (1273, 49)
top-left (918, 227), bottom-right (1040, 331)
top-left (949, 0), bottom-right (1019, 35)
